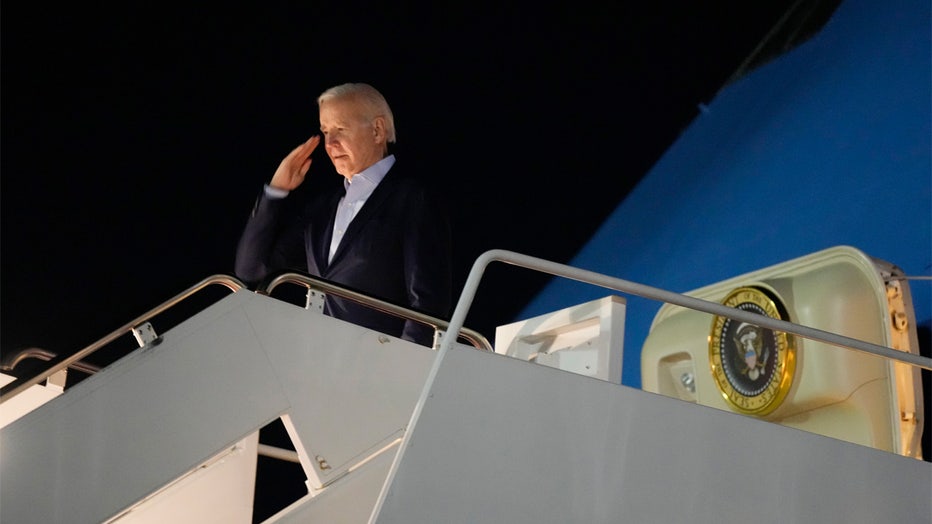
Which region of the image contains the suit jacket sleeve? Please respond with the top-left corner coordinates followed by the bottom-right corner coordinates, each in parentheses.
top-left (399, 184), bottom-right (453, 344)
top-left (234, 190), bottom-right (307, 286)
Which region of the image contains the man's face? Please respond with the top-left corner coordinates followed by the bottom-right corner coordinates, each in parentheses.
top-left (319, 96), bottom-right (383, 179)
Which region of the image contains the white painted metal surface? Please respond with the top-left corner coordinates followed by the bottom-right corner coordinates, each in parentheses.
top-left (372, 344), bottom-right (932, 523)
top-left (0, 371), bottom-right (63, 428)
top-left (268, 443), bottom-right (397, 523)
top-left (106, 434), bottom-right (260, 523)
top-left (495, 295), bottom-right (625, 383)
top-left (0, 290), bottom-right (435, 523)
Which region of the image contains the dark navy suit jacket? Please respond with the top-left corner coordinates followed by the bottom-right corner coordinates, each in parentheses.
top-left (234, 163), bottom-right (452, 346)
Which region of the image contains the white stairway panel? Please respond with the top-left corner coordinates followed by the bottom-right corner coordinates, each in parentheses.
top-left (241, 294), bottom-right (436, 490)
top-left (109, 433), bottom-right (260, 523)
top-left (0, 290), bottom-right (435, 524)
top-left (373, 344), bottom-right (932, 523)
top-left (0, 371), bottom-right (64, 428)
top-left (268, 442), bottom-right (398, 523)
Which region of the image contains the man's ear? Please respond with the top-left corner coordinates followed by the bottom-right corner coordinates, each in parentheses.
top-left (372, 116), bottom-right (386, 143)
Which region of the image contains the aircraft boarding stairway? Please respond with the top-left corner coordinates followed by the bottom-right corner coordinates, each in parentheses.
top-left (1, 249), bottom-right (930, 523)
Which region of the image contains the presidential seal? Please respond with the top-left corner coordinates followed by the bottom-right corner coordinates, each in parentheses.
top-left (709, 286), bottom-right (796, 416)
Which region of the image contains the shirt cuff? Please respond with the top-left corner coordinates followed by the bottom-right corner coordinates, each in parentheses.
top-left (263, 184), bottom-right (290, 199)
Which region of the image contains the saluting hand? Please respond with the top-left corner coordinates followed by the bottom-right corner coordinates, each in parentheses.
top-left (269, 135), bottom-right (321, 191)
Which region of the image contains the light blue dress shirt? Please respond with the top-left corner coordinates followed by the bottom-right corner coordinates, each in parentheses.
top-left (328, 155), bottom-right (394, 261)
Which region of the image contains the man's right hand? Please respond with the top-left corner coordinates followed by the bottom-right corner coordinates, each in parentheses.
top-left (269, 135), bottom-right (321, 191)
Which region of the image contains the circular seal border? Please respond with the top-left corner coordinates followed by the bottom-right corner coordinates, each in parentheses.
top-left (708, 286), bottom-right (796, 416)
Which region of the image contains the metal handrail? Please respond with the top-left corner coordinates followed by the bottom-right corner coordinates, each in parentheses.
top-left (436, 249), bottom-right (932, 370)
top-left (0, 274), bottom-right (247, 404)
top-left (447, 250), bottom-right (932, 369)
top-left (259, 272), bottom-right (494, 352)
top-left (1, 348), bottom-right (101, 375)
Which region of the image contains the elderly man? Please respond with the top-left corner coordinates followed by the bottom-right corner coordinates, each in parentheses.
top-left (235, 82), bottom-right (452, 346)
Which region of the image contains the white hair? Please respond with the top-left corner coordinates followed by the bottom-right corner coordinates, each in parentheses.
top-left (317, 83), bottom-right (396, 143)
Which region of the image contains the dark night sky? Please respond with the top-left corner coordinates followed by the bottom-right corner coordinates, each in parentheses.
top-left (2, 2), bottom-right (800, 367)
